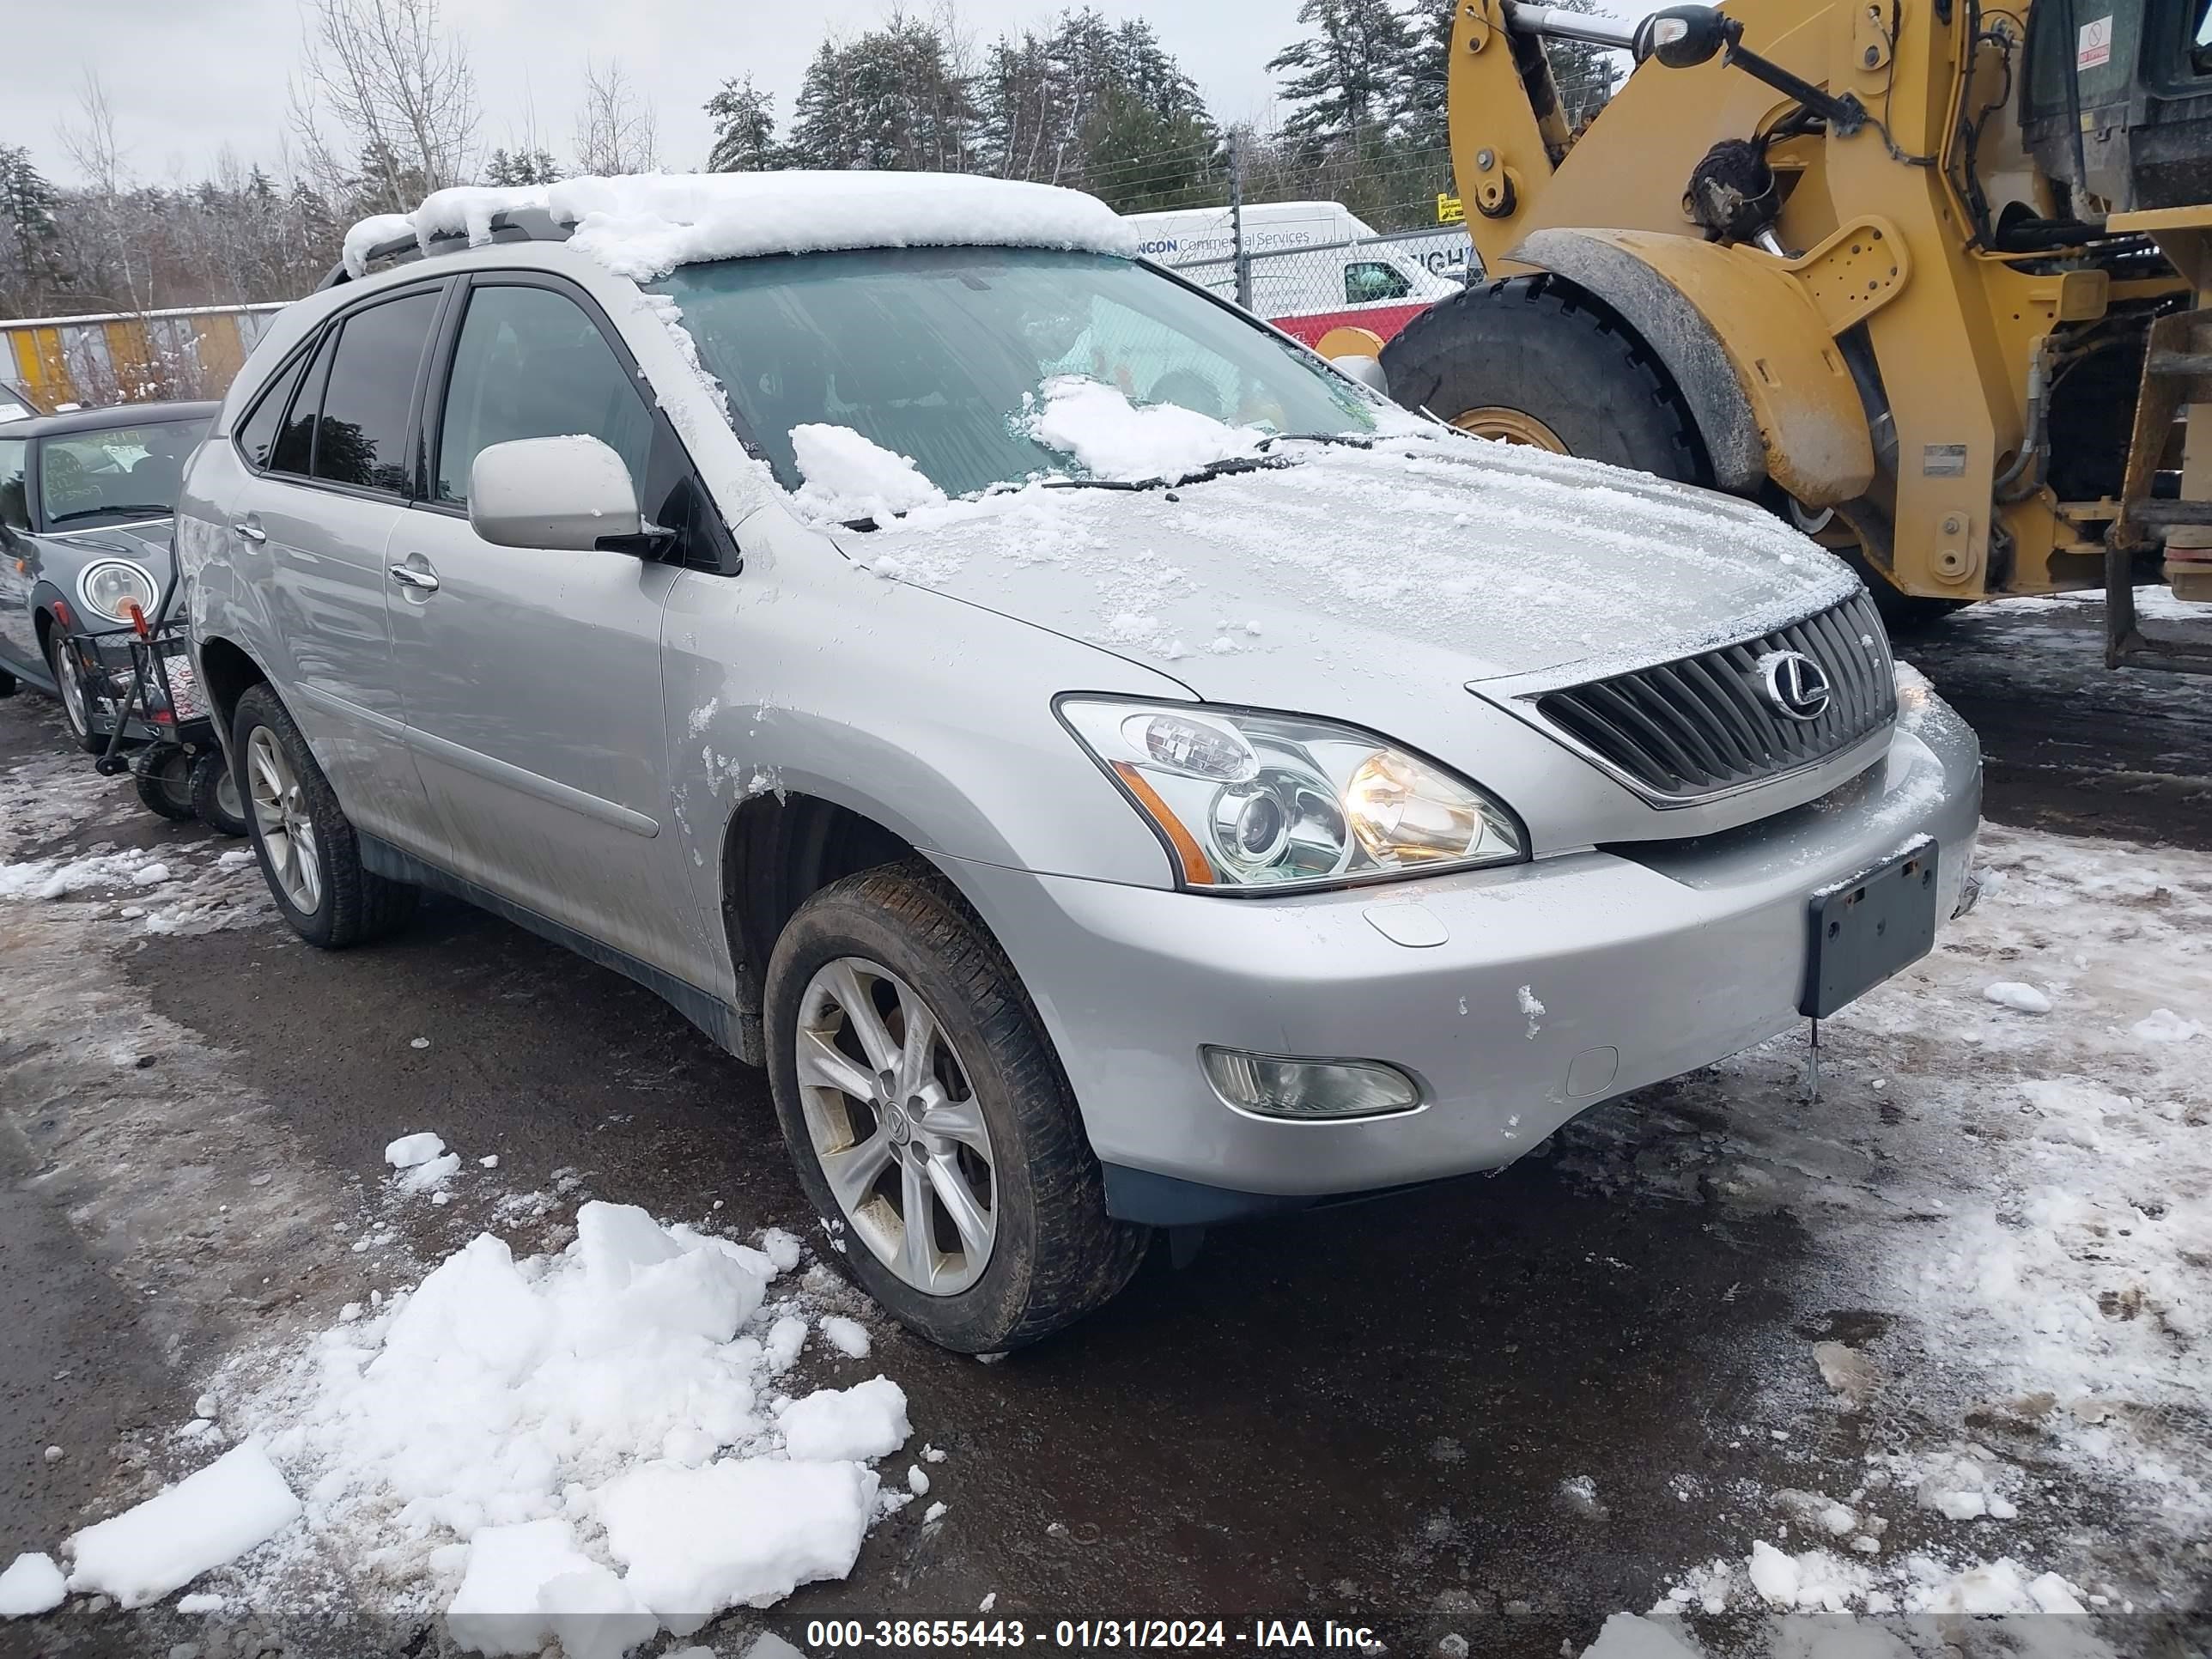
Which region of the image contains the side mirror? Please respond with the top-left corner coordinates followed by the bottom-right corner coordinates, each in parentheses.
top-left (1632, 4), bottom-right (1736, 68)
top-left (468, 435), bottom-right (643, 553)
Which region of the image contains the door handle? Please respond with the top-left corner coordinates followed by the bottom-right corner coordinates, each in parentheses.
top-left (231, 521), bottom-right (266, 544)
top-left (387, 563), bottom-right (441, 592)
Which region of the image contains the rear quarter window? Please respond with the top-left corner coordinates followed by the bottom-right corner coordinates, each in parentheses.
top-left (310, 289), bottom-right (441, 493)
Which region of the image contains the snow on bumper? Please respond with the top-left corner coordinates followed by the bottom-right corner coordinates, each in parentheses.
top-left (941, 696), bottom-right (1981, 1212)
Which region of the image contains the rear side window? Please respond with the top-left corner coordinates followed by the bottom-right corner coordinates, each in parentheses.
top-left (235, 343), bottom-right (315, 471)
top-left (312, 289), bottom-right (441, 494)
top-left (434, 283), bottom-right (653, 505)
top-left (271, 328), bottom-right (337, 477)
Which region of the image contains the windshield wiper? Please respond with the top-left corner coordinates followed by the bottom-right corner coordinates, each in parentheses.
top-left (1043, 454), bottom-right (1290, 495)
top-left (48, 506), bottom-right (170, 525)
top-left (1256, 431), bottom-right (1375, 452)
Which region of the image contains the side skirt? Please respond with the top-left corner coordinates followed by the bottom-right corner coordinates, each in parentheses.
top-left (356, 833), bottom-right (765, 1066)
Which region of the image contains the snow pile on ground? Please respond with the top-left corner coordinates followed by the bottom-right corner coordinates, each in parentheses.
top-left (1022, 374), bottom-right (1267, 484)
top-left (384, 1129), bottom-right (462, 1194)
top-left (788, 424), bottom-right (947, 525)
top-left (63, 1442), bottom-right (303, 1608)
top-left (0, 1554), bottom-right (66, 1618)
top-left (184, 1198), bottom-right (911, 1651)
top-left (346, 172), bottom-right (1139, 281)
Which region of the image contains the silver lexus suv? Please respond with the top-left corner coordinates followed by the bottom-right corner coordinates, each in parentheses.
top-left (178, 175), bottom-right (1981, 1351)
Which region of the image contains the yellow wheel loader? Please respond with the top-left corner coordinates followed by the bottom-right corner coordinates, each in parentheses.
top-left (1376, 0), bottom-right (2212, 667)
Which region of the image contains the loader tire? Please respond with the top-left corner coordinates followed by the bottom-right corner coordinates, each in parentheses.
top-left (1382, 274), bottom-right (1707, 483)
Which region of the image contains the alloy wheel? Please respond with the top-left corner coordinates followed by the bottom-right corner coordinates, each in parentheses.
top-left (795, 957), bottom-right (998, 1295)
top-left (49, 635), bottom-right (91, 738)
top-left (246, 726), bottom-right (323, 915)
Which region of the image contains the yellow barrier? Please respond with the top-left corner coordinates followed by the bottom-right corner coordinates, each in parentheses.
top-left (2, 301), bottom-right (289, 411)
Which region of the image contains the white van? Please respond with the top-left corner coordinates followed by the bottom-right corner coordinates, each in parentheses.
top-left (1125, 201), bottom-right (1469, 347)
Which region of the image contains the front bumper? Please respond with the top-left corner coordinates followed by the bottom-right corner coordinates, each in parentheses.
top-left (939, 702), bottom-right (1981, 1221)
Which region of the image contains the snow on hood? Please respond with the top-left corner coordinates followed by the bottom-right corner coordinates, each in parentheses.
top-left (848, 431), bottom-right (1861, 691)
top-left (343, 172), bottom-right (1138, 281)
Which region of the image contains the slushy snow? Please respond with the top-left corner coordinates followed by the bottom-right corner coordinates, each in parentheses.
top-left (64, 1442), bottom-right (301, 1608)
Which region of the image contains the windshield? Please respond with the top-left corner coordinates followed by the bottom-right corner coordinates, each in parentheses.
top-left (649, 246), bottom-right (1383, 499)
top-left (38, 418), bottom-right (209, 529)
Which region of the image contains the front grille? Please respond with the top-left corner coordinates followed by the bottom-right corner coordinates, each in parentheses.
top-left (1534, 591), bottom-right (1895, 802)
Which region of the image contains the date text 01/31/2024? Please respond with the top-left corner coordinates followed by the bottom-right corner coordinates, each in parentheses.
top-left (805, 1620), bottom-right (1386, 1652)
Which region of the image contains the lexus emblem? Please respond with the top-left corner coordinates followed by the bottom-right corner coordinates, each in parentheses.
top-left (1759, 651), bottom-right (1832, 721)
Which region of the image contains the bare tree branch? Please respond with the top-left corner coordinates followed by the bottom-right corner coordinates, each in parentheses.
top-left (573, 59), bottom-right (659, 177)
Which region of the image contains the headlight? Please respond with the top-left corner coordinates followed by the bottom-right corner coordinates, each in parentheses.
top-left (1059, 698), bottom-right (1524, 893)
top-left (78, 559), bottom-right (157, 625)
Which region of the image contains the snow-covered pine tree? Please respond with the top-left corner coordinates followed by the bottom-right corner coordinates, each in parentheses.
top-left (1266, 0), bottom-right (1421, 143)
top-left (704, 76), bottom-right (780, 172)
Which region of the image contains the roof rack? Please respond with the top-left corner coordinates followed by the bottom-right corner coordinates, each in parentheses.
top-left (317, 206), bottom-right (574, 291)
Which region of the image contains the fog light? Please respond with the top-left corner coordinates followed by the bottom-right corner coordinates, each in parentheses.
top-left (1201, 1047), bottom-right (1421, 1120)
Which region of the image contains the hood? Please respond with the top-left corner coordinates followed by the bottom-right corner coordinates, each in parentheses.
top-left (843, 432), bottom-right (1860, 707)
top-left (48, 522), bottom-right (176, 568)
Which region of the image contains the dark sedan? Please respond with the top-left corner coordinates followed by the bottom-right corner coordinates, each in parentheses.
top-left (0, 400), bottom-right (215, 751)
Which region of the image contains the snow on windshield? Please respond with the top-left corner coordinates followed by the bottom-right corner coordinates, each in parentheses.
top-left (1022, 376), bottom-right (1267, 483)
top-left (343, 172), bottom-right (1139, 280)
top-left (787, 380), bottom-right (1278, 526)
top-left (789, 424), bottom-right (947, 524)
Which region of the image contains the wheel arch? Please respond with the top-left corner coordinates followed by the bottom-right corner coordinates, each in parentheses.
top-left (718, 789), bottom-right (921, 1030)
top-left (193, 634), bottom-right (269, 738)
top-left (1507, 228), bottom-right (1875, 507)
top-left (1505, 230), bottom-right (1766, 494)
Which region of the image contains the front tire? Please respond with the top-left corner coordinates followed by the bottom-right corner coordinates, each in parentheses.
top-left (46, 629), bottom-right (106, 756)
top-left (232, 684), bottom-right (416, 947)
top-left (1381, 274), bottom-right (1707, 482)
top-left (133, 744), bottom-right (198, 821)
top-left (765, 860), bottom-right (1148, 1352)
top-left (190, 749), bottom-right (248, 836)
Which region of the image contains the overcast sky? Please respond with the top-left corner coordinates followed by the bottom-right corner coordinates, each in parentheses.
top-left (15, 0), bottom-right (1318, 187)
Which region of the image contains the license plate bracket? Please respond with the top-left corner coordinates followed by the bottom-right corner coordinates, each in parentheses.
top-left (1802, 842), bottom-right (1940, 1018)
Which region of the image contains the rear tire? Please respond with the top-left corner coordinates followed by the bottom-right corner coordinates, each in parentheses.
top-left (190, 748), bottom-right (248, 837)
top-left (133, 744), bottom-right (197, 822)
top-left (232, 684), bottom-right (416, 947)
top-left (1381, 274), bottom-right (1707, 483)
top-left (764, 859), bottom-right (1149, 1352)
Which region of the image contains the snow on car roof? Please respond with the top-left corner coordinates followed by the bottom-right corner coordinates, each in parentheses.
top-left (341, 171), bottom-right (1140, 282)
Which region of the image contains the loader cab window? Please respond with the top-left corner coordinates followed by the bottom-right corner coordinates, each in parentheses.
top-left (1345, 261), bottom-right (1413, 303)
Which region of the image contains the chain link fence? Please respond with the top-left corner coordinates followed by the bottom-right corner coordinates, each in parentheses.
top-left (1150, 221), bottom-right (1476, 347)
